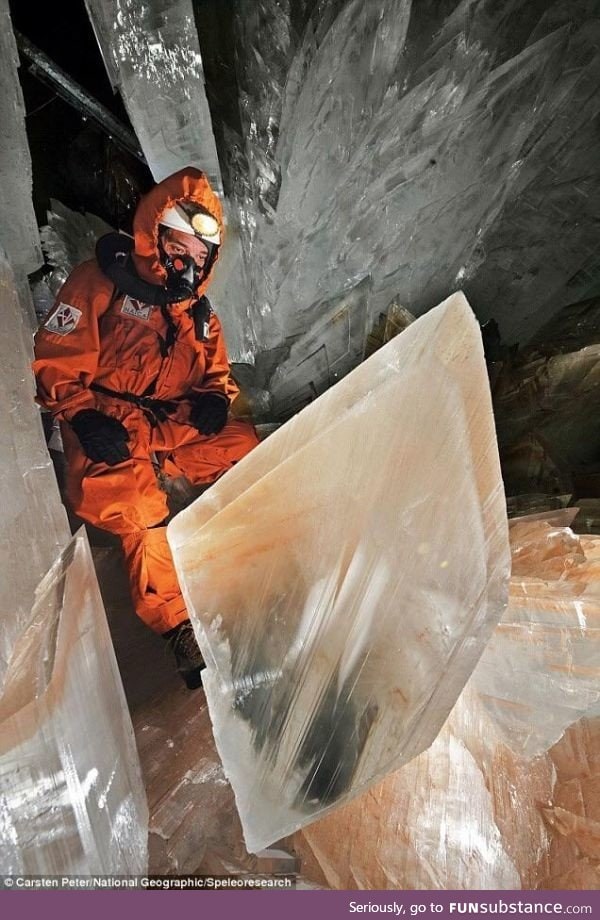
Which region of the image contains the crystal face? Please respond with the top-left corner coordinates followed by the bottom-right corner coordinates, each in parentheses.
top-left (0, 0), bottom-right (43, 279)
top-left (0, 247), bottom-right (70, 684)
top-left (168, 292), bottom-right (510, 852)
top-left (84, 0), bottom-right (222, 192)
top-left (293, 518), bottom-right (600, 890)
top-left (0, 531), bottom-right (148, 874)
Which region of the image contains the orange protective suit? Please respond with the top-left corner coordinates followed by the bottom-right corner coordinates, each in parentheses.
top-left (33, 168), bottom-right (259, 633)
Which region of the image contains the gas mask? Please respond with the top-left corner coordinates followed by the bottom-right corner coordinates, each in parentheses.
top-left (162, 251), bottom-right (202, 300)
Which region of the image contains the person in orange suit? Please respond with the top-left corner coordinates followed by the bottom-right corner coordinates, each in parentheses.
top-left (33, 167), bottom-right (259, 688)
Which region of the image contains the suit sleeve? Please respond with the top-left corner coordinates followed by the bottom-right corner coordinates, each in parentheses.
top-left (32, 261), bottom-right (115, 422)
top-left (192, 311), bottom-right (240, 404)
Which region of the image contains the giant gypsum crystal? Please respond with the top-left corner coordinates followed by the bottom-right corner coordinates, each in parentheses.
top-left (0, 246), bottom-right (70, 684)
top-left (0, 0), bottom-right (43, 278)
top-left (84, 0), bottom-right (222, 191)
top-left (0, 530), bottom-right (148, 874)
top-left (168, 292), bottom-right (510, 851)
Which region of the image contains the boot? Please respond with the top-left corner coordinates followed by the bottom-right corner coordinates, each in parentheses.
top-left (163, 620), bottom-right (205, 689)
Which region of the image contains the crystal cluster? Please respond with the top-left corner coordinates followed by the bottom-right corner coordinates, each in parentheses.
top-left (225, 0), bottom-right (600, 405)
top-left (473, 518), bottom-right (600, 756)
top-left (168, 292), bottom-right (510, 852)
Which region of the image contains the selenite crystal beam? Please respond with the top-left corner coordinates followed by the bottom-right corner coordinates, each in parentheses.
top-left (0, 531), bottom-right (148, 874)
top-left (0, 247), bottom-right (70, 685)
top-left (0, 0), bottom-right (42, 278)
top-left (84, 0), bottom-right (222, 191)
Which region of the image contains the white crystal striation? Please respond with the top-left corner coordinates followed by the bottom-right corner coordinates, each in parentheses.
top-left (168, 292), bottom-right (510, 852)
top-left (0, 531), bottom-right (148, 874)
top-left (40, 199), bottom-right (114, 280)
top-left (229, 0), bottom-right (600, 393)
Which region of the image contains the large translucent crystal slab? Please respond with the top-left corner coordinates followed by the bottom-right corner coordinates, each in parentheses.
top-left (0, 247), bottom-right (70, 685)
top-left (168, 292), bottom-right (510, 852)
top-left (97, 524), bottom-right (598, 884)
top-left (0, 0), bottom-right (43, 278)
top-left (293, 519), bottom-right (600, 890)
top-left (84, 0), bottom-right (221, 191)
top-left (0, 530), bottom-right (148, 874)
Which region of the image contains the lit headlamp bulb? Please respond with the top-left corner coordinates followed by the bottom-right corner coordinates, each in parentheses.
top-left (191, 212), bottom-right (221, 243)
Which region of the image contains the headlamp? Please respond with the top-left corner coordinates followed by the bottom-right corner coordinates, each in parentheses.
top-left (160, 202), bottom-right (222, 247)
top-left (191, 212), bottom-right (220, 240)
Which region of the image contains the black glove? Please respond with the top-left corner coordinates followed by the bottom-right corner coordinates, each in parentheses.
top-left (71, 409), bottom-right (131, 466)
top-left (190, 393), bottom-right (229, 435)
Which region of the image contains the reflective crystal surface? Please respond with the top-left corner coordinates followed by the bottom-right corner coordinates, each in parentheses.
top-left (203, 204), bottom-right (256, 365)
top-left (84, 0), bottom-right (222, 191)
top-left (293, 518), bottom-right (600, 890)
top-left (0, 530), bottom-right (148, 874)
top-left (0, 0), bottom-right (43, 279)
top-left (168, 292), bottom-right (510, 852)
top-left (0, 247), bottom-right (70, 685)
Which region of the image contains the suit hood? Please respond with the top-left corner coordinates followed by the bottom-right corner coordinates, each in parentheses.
top-left (132, 167), bottom-right (223, 299)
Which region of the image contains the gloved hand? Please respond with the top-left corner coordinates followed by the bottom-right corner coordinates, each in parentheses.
top-left (71, 409), bottom-right (131, 466)
top-left (190, 392), bottom-right (229, 435)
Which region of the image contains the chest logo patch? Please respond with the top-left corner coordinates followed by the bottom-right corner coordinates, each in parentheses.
top-left (121, 295), bottom-right (154, 321)
top-left (44, 303), bottom-right (82, 336)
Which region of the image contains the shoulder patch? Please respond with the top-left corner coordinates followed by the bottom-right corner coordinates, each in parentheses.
top-left (121, 295), bottom-right (154, 321)
top-left (44, 303), bottom-right (82, 336)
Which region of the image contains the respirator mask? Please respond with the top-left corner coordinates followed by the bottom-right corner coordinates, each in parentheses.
top-left (161, 251), bottom-right (204, 301)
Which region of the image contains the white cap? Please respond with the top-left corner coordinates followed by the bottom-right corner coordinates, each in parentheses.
top-left (160, 204), bottom-right (221, 245)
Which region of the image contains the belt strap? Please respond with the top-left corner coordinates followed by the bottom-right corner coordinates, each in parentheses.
top-left (90, 382), bottom-right (178, 421)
